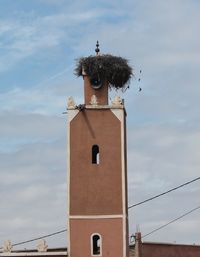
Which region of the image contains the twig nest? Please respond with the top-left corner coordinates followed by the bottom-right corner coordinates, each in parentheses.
top-left (75, 54), bottom-right (133, 90)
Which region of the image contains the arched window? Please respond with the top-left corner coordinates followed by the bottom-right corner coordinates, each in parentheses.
top-left (91, 233), bottom-right (102, 256)
top-left (92, 145), bottom-right (100, 164)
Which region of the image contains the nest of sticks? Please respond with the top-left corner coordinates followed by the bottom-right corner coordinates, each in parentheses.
top-left (75, 54), bottom-right (133, 90)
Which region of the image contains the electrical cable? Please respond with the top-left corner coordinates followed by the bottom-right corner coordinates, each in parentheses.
top-left (0, 229), bottom-right (67, 249)
top-left (1, 177), bottom-right (200, 248)
top-left (12, 229), bottom-right (67, 247)
top-left (128, 176), bottom-right (200, 209)
top-left (142, 205), bottom-right (200, 239)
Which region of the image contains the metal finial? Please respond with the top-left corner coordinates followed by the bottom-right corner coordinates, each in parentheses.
top-left (95, 40), bottom-right (100, 55)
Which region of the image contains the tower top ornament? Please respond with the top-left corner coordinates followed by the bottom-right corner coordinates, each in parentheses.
top-left (95, 41), bottom-right (100, 56)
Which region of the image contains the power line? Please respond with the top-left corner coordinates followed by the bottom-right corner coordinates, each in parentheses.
top-left (12, 229), bottom-right (67, 247)
top-left (142, 205), bottom-right (200, 239)
top-left (128, 176), bottom-right (200, 209)
top-left (2, 177), bottom-right (200, 248)
top-left (4, 201), bottom-right (200, 249)
top-left (0, 229), bottom-right (67, 249)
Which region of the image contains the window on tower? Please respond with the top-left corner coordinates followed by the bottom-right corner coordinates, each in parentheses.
top-left (91, 233), bottom-right (102, 256)
top-left (92, 145), bottom-right (100, 164)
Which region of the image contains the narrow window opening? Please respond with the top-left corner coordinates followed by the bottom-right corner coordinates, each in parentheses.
top-left (92, 145), bottom-right (100, 164)
top-left (92, 234), bottom-right (101, 255)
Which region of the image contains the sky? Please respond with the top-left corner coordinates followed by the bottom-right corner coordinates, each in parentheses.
top-left (0, 0), bottom-right (200, 250)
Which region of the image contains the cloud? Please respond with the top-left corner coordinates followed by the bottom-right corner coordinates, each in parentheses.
top-left (0, 13), bottom-right (87, 72)
top-left (0, 132), bottom-right (67, 248)
top-left (127, 122), bottom-right (200, 243)
top-left (1, 0), bottom-right (151, 75)
top-left (0, 3), bottom-right (124, 73)
top-left (0, 73), bottom-right (84, 117)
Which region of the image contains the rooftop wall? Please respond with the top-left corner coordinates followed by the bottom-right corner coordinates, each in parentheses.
top-left (141, 242), bottom-right (200, 257)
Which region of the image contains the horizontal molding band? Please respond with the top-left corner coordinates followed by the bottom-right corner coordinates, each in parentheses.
top-left (69, 215), bottom-right (124, 219)
top-left (0, 252), bottom-right (67, 256)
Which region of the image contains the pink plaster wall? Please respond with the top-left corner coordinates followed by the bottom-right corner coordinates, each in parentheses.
top-left (69, 218), bottom-right (124, 257)
top-left (69, 109), bottom-right (123, 215)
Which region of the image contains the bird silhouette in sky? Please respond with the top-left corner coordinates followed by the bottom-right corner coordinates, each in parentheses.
top-left (138, 69), bottom-right (142, 92)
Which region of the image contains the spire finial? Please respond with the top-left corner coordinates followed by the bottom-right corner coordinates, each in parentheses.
top-left (95, 40), bottom-right (100, 55)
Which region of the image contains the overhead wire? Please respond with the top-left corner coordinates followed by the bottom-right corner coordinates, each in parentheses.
top-left (128, 176), bottom-right (200, 209)
top-left (142, 205), bottom-right (200, 239)
top-left (0, 229), bottom-right (67, 249)
top-left (1, 176), bottom-right (200, 248)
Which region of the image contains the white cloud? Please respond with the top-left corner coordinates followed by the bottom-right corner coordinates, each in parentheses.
top-left (0, 74), bottom-right (84, 116)
top-left (127, 122), bottom-right (200, 243)
top-left (0, 6), bottom-right (114, 73)
top-left (0, 134), bottom-right (67, 248)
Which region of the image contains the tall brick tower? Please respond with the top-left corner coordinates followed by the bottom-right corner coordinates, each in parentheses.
top-left (67, 42), bottom-right (132, 257)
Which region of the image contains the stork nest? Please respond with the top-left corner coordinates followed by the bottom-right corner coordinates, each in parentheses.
top-left (74, 54), bottom-right (133, 90)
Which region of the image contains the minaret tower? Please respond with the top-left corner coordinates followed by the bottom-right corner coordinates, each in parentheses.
top-left (67, 42), bottom-right (132, 257)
